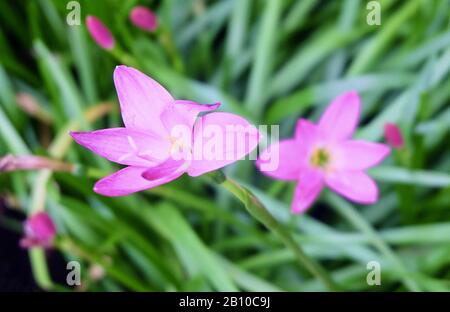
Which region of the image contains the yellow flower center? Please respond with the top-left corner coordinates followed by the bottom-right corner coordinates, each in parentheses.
top-left (310, 148), bottom-right (330, 168)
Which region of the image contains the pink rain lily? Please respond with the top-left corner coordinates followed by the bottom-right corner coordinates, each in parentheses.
top-left (257, 91), bottom-right (390, 213)
top-left (20, 212), bottom-right (56, 249)
top-left (129, 6), bottom-right (158, 32)
top-left (71, 66), bottom-right (259, 196)
top-left (86, 16), bottom-right (115, 50)
top-left (384, 122), bottom-right (404, 149)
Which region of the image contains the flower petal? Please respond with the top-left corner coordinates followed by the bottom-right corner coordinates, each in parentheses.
top-left (94, 166), bottom-right (182, 197)
top-left (256, 139), bottom-right (301, 181)
top-left (326, 171), bottom-right (378, 204)
top-left (295, 119), bottom-right (323, 156)
top-left (318, 91), bottom-right (361, 140)
top-left (142, 158), bottom-right (187, 180)
top-left (333, 140), bottom-right (390, 170)
top-left (113, 65), bottom-right (173, 134)
top-left (70, 128), bottom-right (170, 166)
top-left (291, 168), bottom-right (324, 214)
top-left (161, 100), bottom-right (220, 134)
top-left (188, 112), bottom-right (260, 177)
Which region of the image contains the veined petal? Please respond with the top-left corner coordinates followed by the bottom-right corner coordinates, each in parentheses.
top-left (256, 139), bottom-right (301, 181)
top-left (70, 128), bottom-right (170, 166)
top-left (291, 168), bottom-right (324, 214)
top-left (318, 91), bottom-right (361, 140)
top-left (188, 112), bottom-right (260, 177)
top-left (94, 166), bottom-right (182, 197)
top-left (325, 171), bottom-right (378, 204)
top-left (113, 66), bottom-right (172, 134)
top-left (333, 140), bottom-right (390, 170)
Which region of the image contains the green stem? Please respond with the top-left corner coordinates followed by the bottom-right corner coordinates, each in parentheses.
top-left (208, 171), bottom-right (339, 291)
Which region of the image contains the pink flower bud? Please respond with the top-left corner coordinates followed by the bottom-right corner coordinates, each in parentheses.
top-left (20, 212), bottom-right (56, 249)
top-left (86, 16), bottom-right (115, 50)
top-left (129, 6), bottom-right (158, 32)
top-left (384, 123), bottom-right (404, 149)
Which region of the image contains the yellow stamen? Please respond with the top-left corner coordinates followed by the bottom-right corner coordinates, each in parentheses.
top-left (310, 148), bottom-right (330, 168)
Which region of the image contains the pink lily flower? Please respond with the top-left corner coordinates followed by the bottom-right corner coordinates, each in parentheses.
top-left (129, 6), bottom-right (158, 32)
top-left (86, 16), bottom-right (115, 50)
top-left (384, 122), bottom-right (404, 149)
top-left (71, 66), bottom-right (259, 196)
top-left (20, 212), bottom-right (56, 249)
top-left (257, 91), bottom-right (390, 213)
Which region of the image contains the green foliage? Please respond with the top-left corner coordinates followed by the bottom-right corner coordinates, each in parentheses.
top-left (0, 0), bottom-right (449, 291)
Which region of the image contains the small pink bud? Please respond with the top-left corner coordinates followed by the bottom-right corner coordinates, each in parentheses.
top-left (20, 212), bottom-right (56, 249)
top-left (129, 6), bottom-right (158, 32)
top-left (86, 16), bottom-right (115, 50)
top-left (384, 123), bottom-right (404, 149)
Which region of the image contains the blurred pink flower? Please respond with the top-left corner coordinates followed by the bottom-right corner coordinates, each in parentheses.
top-left (20, 212), bottom-right (56, 249)
top-left (384, 122), bottom-right (404, 149)
top-left (257, 91), bottom-right (390, 213)
top-left (71, 66), bottom-right (259, 196)
top-left (129, 6), bottom-right (158, 32)
top-left (86, 15), bottom-right (115, 50)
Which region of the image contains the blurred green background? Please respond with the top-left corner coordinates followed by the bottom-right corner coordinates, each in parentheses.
top-left (0, 0), bottom-right (450, 291)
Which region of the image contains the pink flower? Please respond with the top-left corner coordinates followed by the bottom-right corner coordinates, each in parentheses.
top-left (20, 212), bottom-right (56, 248)
top-left (257, 91), bottom-right (390, 213)
top-left (86, 16), bottom-right (115, 50)
top-left (129, 6), bottom-right (158, 32)
top-left (71, 66), bottom-right (259, 196)
top-left (384, 122), bottom-right (404, 149)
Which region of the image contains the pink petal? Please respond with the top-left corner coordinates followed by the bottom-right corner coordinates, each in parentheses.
top-left (94, 166), bottom-right (182, 197)
top-left (333, 140), bottom-right (390, 170)
top-left (188, 112), bottom-right (260, 177)
top-left (142, 158), bottom-right (187, 180)
top-left (70, 128), bottom-right (170, 167)
top-left (384, 123), bottom-right (404, 148)
top-left (295, 119), bottom-right (322, 147)
top-left (291, 168), bottom-right (324, 214)
top-left (318, 91), bottom-right (361, 140)
top-left (86, 16), bottom-right (115, 50)
top-left (325, 171), bottom-right (378, 204)
top-left (161, 100), bottom-right (220, 134)
top-left (113, 66), bottom-right (173, 134)
top-left (129, 6), bottom-right (158, 32)
top-left (256, 139), bottom-right (301, 181)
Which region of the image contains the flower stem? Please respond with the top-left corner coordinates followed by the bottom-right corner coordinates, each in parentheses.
top-left (207, 171), bottom-right (339, 291)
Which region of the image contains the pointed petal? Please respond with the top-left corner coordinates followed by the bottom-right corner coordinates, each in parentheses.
top-left (333, 140), bottom-right (390, 170)
top-left (94, 166), bottom-right (182, 197)
top-left (326, 171), bottom-right (378, 204)
top-left (188, 112), bottom-right (260, 177)
top-left (291, 168), bottom-right (324, 214)
top-left (70, 128), bottom-right (170, 166)
top-left (161, 100), bottom-right (220, 134)
top-left (113, 66), bottom-right (172, 134)
top-left (256, 139), bottom-right (301, 181)
top-left (142, 158), bottom-right (187, 180)
top-left (318, 91), bottom-right (361, 140)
